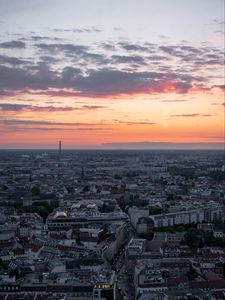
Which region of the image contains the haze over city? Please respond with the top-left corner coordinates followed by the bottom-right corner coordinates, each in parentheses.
top-left (0, 0), bottom-right (224, 149)
top-left (0, 2), bottom-right (225, 299)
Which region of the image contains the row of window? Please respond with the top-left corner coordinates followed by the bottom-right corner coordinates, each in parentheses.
top-left (0, 287), bottom-right (92, 297)
top-left (0, 285), bottom-right (19, 291)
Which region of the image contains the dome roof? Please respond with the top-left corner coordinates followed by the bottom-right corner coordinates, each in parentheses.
top-left (53, 211), bottom-right (67, 219)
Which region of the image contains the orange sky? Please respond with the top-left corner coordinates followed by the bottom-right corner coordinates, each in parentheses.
top-left (1, 88), bottom-right (224, 148)
top-left (0, 0), bottom-right (224, 149)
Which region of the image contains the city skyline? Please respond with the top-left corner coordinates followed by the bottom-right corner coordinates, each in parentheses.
top-left (0, 0), bottom-right (224, 149)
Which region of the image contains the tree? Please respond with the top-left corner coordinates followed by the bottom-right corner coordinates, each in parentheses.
top-left (31, 186), bottom-right (40, 195)
top-left (176, 225), bottom-right (185, 232)
top-left (83, 185), bottom-right (89, 192)
top-left (167, 193), bottom-right (174, 201)
top-left (209, 171), bottom-right (225, 182)
top-left (35, 206), bottom-right (49, 220)
top-left (204, 232), bottom-right (225, 247)
top-left (182, 228), bottom-right (199, 251)
top-left (9, 269), bottom-right (20, 279)
top-left (114, 174), bottom-right (122, 180)
top-left (139, 231), bottom-right (154, 241)
top-left (1, 185), bottom-right (8, 191)
top-left (187, 267), bottom-right (198, 281)
top-left (149, 206), bottom-right (163, 215)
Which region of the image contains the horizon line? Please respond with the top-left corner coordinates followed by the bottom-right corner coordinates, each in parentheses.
top-left (0, 148), bottom-right (224, 151)
top-left (0, 141), bottom-right (224, 151)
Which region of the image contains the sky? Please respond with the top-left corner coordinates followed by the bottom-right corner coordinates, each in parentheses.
top-left (0, 0), bottom-right (224, 149)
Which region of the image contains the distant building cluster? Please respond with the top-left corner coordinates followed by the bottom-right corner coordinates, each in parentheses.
top-left (129, 200), bottom-right (223, 232)
top-left (0, 150), bottom-right (224, 299)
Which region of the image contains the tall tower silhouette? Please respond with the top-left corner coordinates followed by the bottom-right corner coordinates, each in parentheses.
top-left (59, 141), bottom-right (62, 155)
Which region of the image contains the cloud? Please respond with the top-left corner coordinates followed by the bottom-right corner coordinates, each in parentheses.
top-left (0, 89), bottom-right (16, 97)
top-left (72, 69), bottom-right (158, 96)
top-left (1, 119), bottom-right (105, 126)
top-left (113, 27), bottom-right (124, 32)
top-left (0, 103), bottom-right (73, 112)
top-left (1, 118), bottom-right (111, 133)
top-left (77, 52), bottom-right (108, 64)
top-left (61, 66), bottom-right (82, 82)
top-left (101, 42), bottom-right (116, 51)
top-left (195, 58), bottom-right (223, 66)
top-left (115, 120), bottom-right (155, 125)
top-left (161, 99), bottom-right (187, 102)
top-left (52, 27), bottom-right (102, 33)
top-left (213, 19), bottom-right (225, 26)
top-left (156, 44), bottom-right (224, 69)
top-left (0, 103), bottom-right (106, 112)
top-left (0, 64), bottom-right (206, 98)
top-left (102, 141), bottom-right (224, 150)
top-left (0, 40), bottom-right (26, 49)
top-left (0, 55), bottom-right (30, 66)
top-left (80, 105), bottom-right (106, 110)
top-left (3, 126), bottom-right (111, 132)
top-left (211, 84), bottom-right (225, 91)
top-left (159, 45), bottom-right (206, 61)
top-left (111, 55), bottom-right (146, 65)
top-left (0, 65), bottom-right (58, 96)
top-left (159, 45), bottom-right (184, 57)
top-left (0, 38), bottom-right (222, 98)
top-left (73, 26), bottom-right (102, 33)
top-left (201, 135), bottom-right (225, 139)
top-left (127, 121), bottom-right (155, 125)
top-left (159, 35), bottom-right (169, 39)
top-left (39, 55), bottom-right (60, 64)
top-left (62, 69), bottom-right (195, 97)
top-left (211, 102), bottom-right (225, 106)
top-left (29, 90), bottom-right (79, 98)
top-left (170, 113), bottom-right (213, 117)
top-left (36, 43), bottom-right (89, 55)
top-left (148, 55), bottom-right (168, 61)
top-left (179, 45), bottom-right (202, 54)
top-left (118, 42), bottom-right (150, 52)
top-left (30, 35), bottom-right (62, 41)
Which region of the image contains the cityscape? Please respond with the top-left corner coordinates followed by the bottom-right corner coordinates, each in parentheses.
top-left (0, 0), bottom-right (224, 299)
top-left (0, 149), bottom-right (224, 299)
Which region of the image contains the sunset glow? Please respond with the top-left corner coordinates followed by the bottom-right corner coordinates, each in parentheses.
top-left (0, 0), bottom-right (224, 149)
